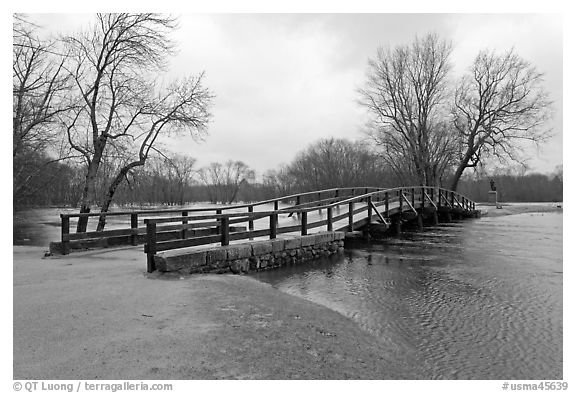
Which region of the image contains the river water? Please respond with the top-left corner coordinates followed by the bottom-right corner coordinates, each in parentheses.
top-left (13, 207), bottom-right (563, 379)
top-left (254, 211), bottom-right (563, 380)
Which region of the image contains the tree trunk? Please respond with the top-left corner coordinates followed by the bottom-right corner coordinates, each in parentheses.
top-left (228, 185), bottom-right (240, 204)
top-left (76, 162), bottom-right (100, 232)
top-left (76, 138), bottom-right (107, 232)
top-left (450, 159), bottom-right (469, 191)
top-left (179, 182), bottom-right (185, 205)
top-left (97, 162), bottom-right (143, 231)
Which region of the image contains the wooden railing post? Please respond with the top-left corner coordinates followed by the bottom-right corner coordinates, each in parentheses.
top-left (220, 216), bottom-right (230, 246)
top-left (295, 196), bottom-right (301, 218)
top-left (421, 188), bottom-right (425, 209)
top-left (367, 195), bottom-right (373, 223)
top-left (451, 192), bottom-right (455, 207)
top-left (216, 209), bottom-right (222, 234)
top-left (327, 206), bottom-right (333, 231)
top-left (399, 189), bottom-right (403, 212)
top-left (61, 215), bottom-right (70, 255)
top-left (248, 206), bottom-right (254, 232)
top-left (411, 187), bottom-right (415, 207)
top-left (270, 213), bottom-right (278, 239)
top-left (181, 211), bottom-right (188, 240)
top-left (348, 202), bottom-right (354, 231)
top-left (438, 188), bottom-right (442, 207)
top-left (301, 211), bottom-right (308, 235)
top-left (146, 220), bottom-right (157, 273)
top-left (385, 192), bottom-right (389, 217)
top-left (131, 213), bottom-right (138, 245)
top-left (274, 200), bottom-right (279, 211)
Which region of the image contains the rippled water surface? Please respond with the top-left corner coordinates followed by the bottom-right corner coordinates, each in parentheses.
top-left (255, 212), bottom-right (563, 379)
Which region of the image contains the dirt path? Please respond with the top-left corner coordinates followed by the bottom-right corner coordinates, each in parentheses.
top-left (13, 246), bottom-right (417, 380)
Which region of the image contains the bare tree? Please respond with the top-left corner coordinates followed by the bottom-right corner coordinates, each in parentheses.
top-left (359, 33), bottom-right (457, 186)
top-left (61, 14), bottom-right (212, 231)
top-left (450, 49), bottom-right (552, 190)
top-left (198, 161), bottom-right (255, 204)
top-left (95, 76), bottom-right (211, 230)
top-left (262, 166), bottom-right (297, 197)
top-left (286, 138), bottom-right (393, 191)
top-left (164, 153), bottom-right (197, 205)
top-left (13, 15), bottom-right (75, 205)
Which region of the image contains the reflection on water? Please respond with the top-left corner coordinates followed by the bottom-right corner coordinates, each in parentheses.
top-left (255, 212), bottom-right (563, 379)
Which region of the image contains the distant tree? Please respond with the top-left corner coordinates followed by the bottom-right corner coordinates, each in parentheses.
top-left (450, 49), bottom-right (552, 190)
top-left (198, 161), bottom-right (255, 204)
top-left (162, 153), bottom-right (197, 206)
top-left (261, 166), bottom-right (296, 198)
top-left (359, 33), bottom-right (457, 186)
top-left (284, 137), bottom-right (396, 192)
top-left (61, 14), bottom-right (212, 231)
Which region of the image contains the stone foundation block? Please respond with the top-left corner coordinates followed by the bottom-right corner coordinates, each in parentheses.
top-left (259, 257), bottom-right (268, 269)
top-left (334, 231), bottom-right (345, 241)
top-left (301, 234), bottom-right (317, 247)
top-left (206, 248), bottom-right (227, 266)
top-left (270, 238), bottom-right (285, 253)
top-left (156, 250), bottom-right (208, 273)
top-left (316, 232), bottom-right (335, 244)
top-left (225, 244), bottom-right (252, 260)
top-left (252, 241), bottom-right (273, 256)
top-left (230, 258), bottom-right (250, 273)
top-left (284, 237), bottom-right (302, 250)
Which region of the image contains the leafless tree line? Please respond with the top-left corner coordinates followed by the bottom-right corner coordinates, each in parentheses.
top-left (14, 17), bottom-right (554, 219)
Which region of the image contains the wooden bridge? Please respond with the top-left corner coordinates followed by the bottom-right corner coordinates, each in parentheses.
top-left (53, 186), bottom-right (479, 272)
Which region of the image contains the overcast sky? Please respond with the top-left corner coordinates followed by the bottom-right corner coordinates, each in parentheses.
top-left (28, 13), bottom-right (563, 179)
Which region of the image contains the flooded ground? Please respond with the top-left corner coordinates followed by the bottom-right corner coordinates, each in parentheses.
top-left (254, 211), bottom-right (563, 379)
top-left (13, 204), bottom-right (563, 379)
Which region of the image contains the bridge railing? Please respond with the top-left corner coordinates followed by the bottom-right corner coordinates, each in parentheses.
top-left (55, 186), bottom-right (475, 257)
top-left (56, 187), bottom-right (382, 254)
top-left (142, 186), bottom-right (477, 272)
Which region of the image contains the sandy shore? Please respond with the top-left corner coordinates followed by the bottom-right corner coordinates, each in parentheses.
top-left (13, 246), bottom-right (417, 380)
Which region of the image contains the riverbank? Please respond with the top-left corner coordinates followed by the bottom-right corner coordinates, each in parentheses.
top-left (476, 202), bottom-right (562, 217)
top-left (13, 246), bottom-right (417, 380)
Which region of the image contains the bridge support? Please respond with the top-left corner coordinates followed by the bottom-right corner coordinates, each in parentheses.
top-left (395, 219), bottom-right (402, 236)
top-left (416, 215), bottom-right (424, 231)
top-left (432, 211), bottom-right (439, 226)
